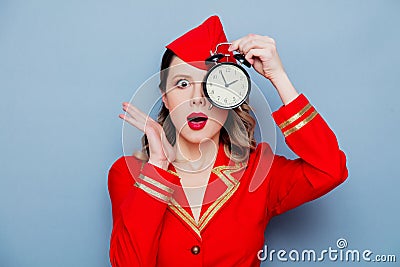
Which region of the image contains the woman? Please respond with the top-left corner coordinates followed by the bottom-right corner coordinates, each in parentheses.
top-left (108, 16), bottom-right (348, 267)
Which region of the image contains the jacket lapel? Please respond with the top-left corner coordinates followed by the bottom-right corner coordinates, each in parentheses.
top-left (166, 142), bottom-right (246, 238)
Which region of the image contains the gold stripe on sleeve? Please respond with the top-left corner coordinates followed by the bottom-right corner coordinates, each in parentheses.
top-left (283, 110), bottom-right (318, 137)
top-left (278, 103), bottom-right (312, 130)
top-left (134, 182), bottom-right (170, 202)
top-left (139, 174), bottom-right (174, 194)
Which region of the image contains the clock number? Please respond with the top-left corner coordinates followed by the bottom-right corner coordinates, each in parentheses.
top-left (205, 64), bottom-right (250, 108)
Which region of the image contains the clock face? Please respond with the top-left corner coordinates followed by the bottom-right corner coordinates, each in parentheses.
top-left (203, 62), bottom-right (251, 109)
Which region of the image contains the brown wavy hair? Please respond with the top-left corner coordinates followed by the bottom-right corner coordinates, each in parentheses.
top-left (134, 49), bottom-right (257, 163)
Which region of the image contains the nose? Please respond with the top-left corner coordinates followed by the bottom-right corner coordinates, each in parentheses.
top-left (190, 81), bottom-right (206, 107)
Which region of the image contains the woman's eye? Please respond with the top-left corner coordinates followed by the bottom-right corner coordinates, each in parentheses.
top-left (176, 79), bottom-right (190, 89)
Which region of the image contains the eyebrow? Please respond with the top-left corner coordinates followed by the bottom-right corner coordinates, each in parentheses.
top-left (170, 73), bottom-right (194, 80)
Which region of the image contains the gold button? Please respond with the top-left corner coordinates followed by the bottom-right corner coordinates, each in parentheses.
top-left (191, 245), bottom-right (200, 255)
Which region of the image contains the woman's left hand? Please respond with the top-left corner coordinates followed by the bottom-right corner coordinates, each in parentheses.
top-left (228, 34), bottom-right (286, 82)
top-left (229, 34), bottom-right (300, 105)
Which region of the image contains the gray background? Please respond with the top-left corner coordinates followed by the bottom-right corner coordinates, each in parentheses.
top-left (0, 0), bottom-right (399, 266)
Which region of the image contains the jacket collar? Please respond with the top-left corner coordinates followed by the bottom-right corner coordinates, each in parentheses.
top-left (166, 141), bottom-right (247, 239)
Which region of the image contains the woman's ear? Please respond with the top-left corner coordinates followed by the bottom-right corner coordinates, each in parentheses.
top-left (162, 92), bottom-right (169, 110)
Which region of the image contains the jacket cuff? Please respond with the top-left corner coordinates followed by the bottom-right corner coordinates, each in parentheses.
top-left (272, 94), bottom-right (319, 137)
top-left (135, 162), bottom-right (181, 202)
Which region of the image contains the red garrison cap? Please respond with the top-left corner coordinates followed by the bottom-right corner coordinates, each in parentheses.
top-left (166, 15), bottom-right (236, 70)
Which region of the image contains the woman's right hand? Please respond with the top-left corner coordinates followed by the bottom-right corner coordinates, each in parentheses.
top-left (120, 102), bottom-right (176, 170)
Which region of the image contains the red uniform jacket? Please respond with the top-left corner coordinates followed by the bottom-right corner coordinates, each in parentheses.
top-left (107, 94), bottom-right (348, 267)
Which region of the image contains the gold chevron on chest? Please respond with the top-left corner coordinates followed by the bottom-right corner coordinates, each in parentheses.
top-left (167, 162), bottom-right (246, 238)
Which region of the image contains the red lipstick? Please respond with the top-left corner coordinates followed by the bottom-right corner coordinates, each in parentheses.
top-left (187, 112), bottom-right (208, 130)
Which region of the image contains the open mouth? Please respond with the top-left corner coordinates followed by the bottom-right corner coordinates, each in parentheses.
top-left (187, 112), bottom-right (208, 130)
top-left (187, 112), bottom-right (208, 122)
top-left (187, 117), bottom-right (208, 122)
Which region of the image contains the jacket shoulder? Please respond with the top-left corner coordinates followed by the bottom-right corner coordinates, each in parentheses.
top-left (250, 142), bottom-right (275, 162)
top-left (108, 155), bottom-right (144, 184)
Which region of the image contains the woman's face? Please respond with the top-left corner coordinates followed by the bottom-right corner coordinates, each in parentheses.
top-left (162, 56), bottom-right (229, 145)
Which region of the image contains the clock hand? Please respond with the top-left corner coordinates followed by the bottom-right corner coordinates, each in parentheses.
top-left (212, 84), bottom-right (242, 98)
top-left (226, 80), bottom-right (239, 87)
top-left (219, 70), bottom-right (229, 87)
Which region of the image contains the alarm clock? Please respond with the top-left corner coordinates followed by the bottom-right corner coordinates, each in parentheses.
top-left (203, 43), bottom-right (251, 109)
